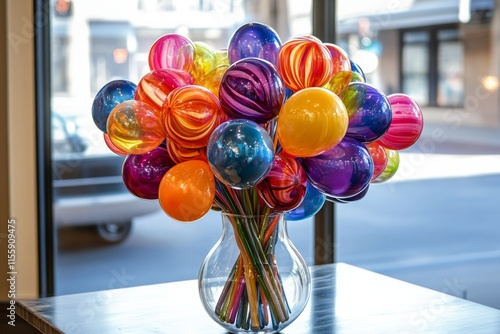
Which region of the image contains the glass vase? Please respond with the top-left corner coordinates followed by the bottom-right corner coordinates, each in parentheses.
top-left (198, 212), bottom-right (311, 333)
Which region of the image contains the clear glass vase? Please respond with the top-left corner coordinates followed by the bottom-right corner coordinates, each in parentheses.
top-left (198, 212), bottom-right (311, 333)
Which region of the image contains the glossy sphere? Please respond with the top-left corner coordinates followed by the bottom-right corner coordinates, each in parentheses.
top-left (277, 35), bottom-right (333, 92)
top-left (340, 83), bottom-right (392, 143)
top-left (227, 22), bottom-right (282, 66)
top-left (302, 137), bottom-right (374, 198)
top-left (372, 149), bottom-right (400, 183)
top-left (148, 33), bottom-right (195, 72)
top-left (277, 87), bottom-right (348, 158)
top-left (122, 146), bottom-right (175, 199)
top-left (325, 70), bottom-right (366, 95)
top-left (207, 119), bottom-right (274, 189)
top-left (215, 49), bottom-right (229, 67)
top-left (325, 43), bottom-right (351, 76)
top-left (257, 154), bottom-right (307, 211)
top-left (200, 65), bottom-right (228, 97)
top-left (103, 133), bottom-right (127, 156)
top-left (106, 100), bottom-right (165, 155)
top-left (350, 60), bottom-right (366, 82)
top-left (163, 85), bottom-right (226, 148)
top-left (219, 57), bottom-right (284, 123)
top-left (365, 141), bottom-right (388, 181)
top-left (190, 41), bottom-right (217, 84)
top-left (92, 80), bottom-right (136, 133)
top-left (158, 160), bottom-right (215, 222)
top-left (378, 93), bottom-right (424, 150)
top-left (285, 182), bottom-right (326, 221)
top-left (166, 139), bottom-right (207, 164)
top-left (135, 69), bottom-right (194, 116)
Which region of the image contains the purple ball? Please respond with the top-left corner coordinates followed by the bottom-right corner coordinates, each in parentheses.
top-left (228, 22), bottom-right (281, 65)
top-left (302, 137), bottom-right (374, 198)
top-left (339, 82), bottom-right (392, 143)
top-left (219, 57), bottom-right (284, 124)
top-left (122, 146), bottom-right (175, 199)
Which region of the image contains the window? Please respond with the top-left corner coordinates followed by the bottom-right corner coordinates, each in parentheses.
top-left (401, 26), bottom-right (464, 107)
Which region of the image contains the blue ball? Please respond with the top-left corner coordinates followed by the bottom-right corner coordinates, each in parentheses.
top-left (207, 119), bottom-right (274, 189)
top-left (285, 182), bottom-right (325, 221)
top-left (92, 80), bottom-right (137, 133)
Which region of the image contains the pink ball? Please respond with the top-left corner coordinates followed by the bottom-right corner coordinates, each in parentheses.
top-left (148, 34), bottom-right (195, 72)
top-left (379, 94), bottom-right (424, 150)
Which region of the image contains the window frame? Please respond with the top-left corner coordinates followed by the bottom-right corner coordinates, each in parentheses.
top-left (399, 24), bottom-right (463, 108)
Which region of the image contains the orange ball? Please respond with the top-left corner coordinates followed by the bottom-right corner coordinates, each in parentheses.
top-left (277, 87), bottom-right (348, 157)
top-left (158, 160), bottom-right (215, 222)
top-left (163, 85), bottom-right (226, 148)
top-left (277, 35), bottom-right (333, 92)
top-left (106, 100), bottom-right (165, 155)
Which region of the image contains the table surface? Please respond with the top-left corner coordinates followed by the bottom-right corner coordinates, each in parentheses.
top-left (17, 262), bottom-right (500, 333)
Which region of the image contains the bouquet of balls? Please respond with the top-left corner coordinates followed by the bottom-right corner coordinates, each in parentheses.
top-left (91, 22), bottom-right (423, 330)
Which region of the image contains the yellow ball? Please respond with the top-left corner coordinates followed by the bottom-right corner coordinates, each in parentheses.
top-left (277, 87), bottom-right (348, 157)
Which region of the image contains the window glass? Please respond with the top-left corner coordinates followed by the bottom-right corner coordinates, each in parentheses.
top-left (437, 40), bottom-right (464, 106)
top-left (402, 43), bottom-right (429, 105)
top-left (337, 0), bottom-right (500, 310)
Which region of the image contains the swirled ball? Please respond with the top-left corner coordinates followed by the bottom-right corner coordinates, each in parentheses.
top-left (148, 33), bottom-right (195, 72)
top-left (190, 41), bottom-right (217, 84)
top-left (166, 139), bottom-right (207, 164)
top-left (227, 22), bottom-right (282, 66)
top-left (219, 57), bottom-right (284, 123)
top-left (106, 100), bottom-right (165, 155)
top-left (372, 149), bottom-right (399, 184)
top-left (340, 82), bottom-right (392, 143)
top-left (257, 154), bottom-right (307, 211)
top-left (277, 35), bottom-right (333, 92)
top-left (135, 69), bottom-right (194, 116)
top-left (378, 93), bottom-right (424, 150)
top-left (163, 85), bottom-right (226, 148)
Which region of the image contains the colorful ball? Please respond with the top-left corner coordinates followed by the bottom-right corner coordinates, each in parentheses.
top-left (285, 181), bottom-right (326, 221)
top-left (372, 149), bottom-right (399, 183)
top-left (277, 35), bottom-right (333, 92)
top-left (365, 141), bottom-right (388, 181)
top-left (207, 119), bottom-right (274, 189)
top-left (163, 85), bottom-right (226, 148)
top-left (340, 82), bottom-right (392, 143)
top-left (302, 137), bottom-right (374, 198)
top-left (158, 160), bottom-right (215, 222)
top-left (103, 133), bottom-right (127, 156)
top-left (378, 93), bottom-right (424, 150)
top-left (166, 139), bottom-right (207, 164)
top-left (148, 33), bottom-right (195, 72)
top-left (190, 41), bottom-right (217, 84)
top-left (106, 100), bottom-right (165, 155)
top-left (219, 57), bottom-right (284, 123)
top-left (135, 69), bottom-right (194, 116)
top-left (122, 146), bottom-right (175, 199)
top-left (228, 22), bottom-right (281, 66)
top-left (92, 80), bottom-right (136, 133)
top-left (200, 65), bottom-right (228, 97)
top-left (277, 87), bottom-right (348, 157)
top-left (257, 154), bottom-right (307, 211)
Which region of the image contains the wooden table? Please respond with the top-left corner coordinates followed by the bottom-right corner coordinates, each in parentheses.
top-left (17, 263), bottom-right (500, 333)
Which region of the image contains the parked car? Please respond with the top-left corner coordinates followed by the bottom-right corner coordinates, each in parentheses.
top-left (52, 111), bottom-right (160, 244)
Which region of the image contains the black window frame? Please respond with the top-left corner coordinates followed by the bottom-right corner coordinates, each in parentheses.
top-left (400, 24), bottom-right (464, 108)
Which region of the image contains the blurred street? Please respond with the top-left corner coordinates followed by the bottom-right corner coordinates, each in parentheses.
top-left (55, 123), bottom-right (500, 310)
